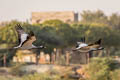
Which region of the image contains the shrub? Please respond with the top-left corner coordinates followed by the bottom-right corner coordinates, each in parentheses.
top-left (0, 76), bottom-right (20, 80)
top-left (10, 63), bottom-right (26, 76)
top-left (21, 73), bottom-right (61, 80)
top-left (110, 69), bottom-right (120, 80)
top-left (84, 57), bottom-right (120, 80)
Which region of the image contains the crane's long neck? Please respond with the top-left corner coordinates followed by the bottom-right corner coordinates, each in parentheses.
top-left (32, 45), bottom-right (44, 49)
top-left (38, 45), bottom-right (44, 49)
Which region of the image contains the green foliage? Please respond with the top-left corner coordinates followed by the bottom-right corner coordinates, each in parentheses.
top-left (0, 72), bottom-right (73, 80)
top-left (108, 13), bottom-right (120, 29)
top-left (81, 10), bottom-right (108, 24)
top-left (110, 69), bottom-right (120, 80)
top-left (80, 10), bottom-right (120, 29)
top-left (85, 57), bottom-right (120, 80)
top-left (0, 20), bottom-right (22, 44)
top-left (0, 76), bottom-right (19, 80)
top-left (0, 17), bottom-right (120, 66)
top-left (43, 19), bottom-right (64, 27)
top-left (0, 19), bottom-right (120, 50)
top-left (21, 73), bottom-right (61, 80)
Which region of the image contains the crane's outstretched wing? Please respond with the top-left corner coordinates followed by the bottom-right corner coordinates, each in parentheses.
top-left (21, 31), bottom-right (36, 47)
top-left (15, 24), bottom-right (28, 44)
top-left (76, 37), bottom-right (88, 49)
top-left (88, 39), bottom-right (102, 46)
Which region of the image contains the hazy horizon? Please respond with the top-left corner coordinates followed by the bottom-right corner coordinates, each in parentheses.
top-left (0, 0), bottom-right (120, 22)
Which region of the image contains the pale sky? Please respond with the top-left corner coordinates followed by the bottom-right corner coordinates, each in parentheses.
top-left (0, 0), bottom-right (120, 22)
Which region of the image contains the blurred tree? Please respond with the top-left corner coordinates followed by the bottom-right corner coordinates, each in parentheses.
top-left (80, 10), bottom-right (108, 24)
top-left (42, 19), bottom-right (63, 28)
top-left (108, 13), bottom-right (120, 29)
top-left (0, 17), bottom-right (120, 66)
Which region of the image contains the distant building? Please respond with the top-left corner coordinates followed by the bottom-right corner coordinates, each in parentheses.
top-left (31, 11), bottom-right (78, 24)
top-left (13, 50), bottom-right (50, 64)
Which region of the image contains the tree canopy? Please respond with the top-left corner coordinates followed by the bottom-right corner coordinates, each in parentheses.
top-left (0, 10), bottom-right (120, 64)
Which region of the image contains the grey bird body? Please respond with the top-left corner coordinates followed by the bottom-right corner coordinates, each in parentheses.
top-left (73, 38), bottom-right (104, 53)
